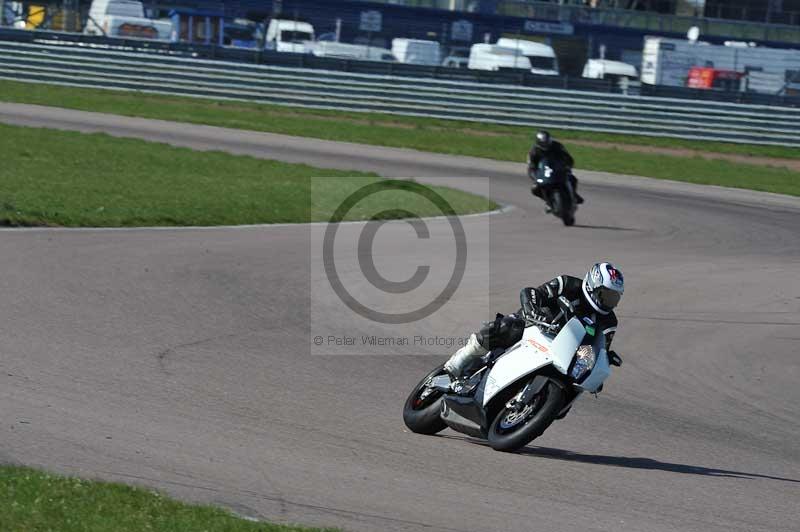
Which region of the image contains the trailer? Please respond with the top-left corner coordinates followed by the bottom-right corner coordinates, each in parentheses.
top-left (641, 36), bottom-right (800, 94)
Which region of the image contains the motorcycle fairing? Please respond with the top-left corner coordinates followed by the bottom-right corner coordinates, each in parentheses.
top-left (441, 394), bottom-right (487, 438)
top-left (482, 318), bottom-right (586, 406)
top-left (575, 331), bottom-right (611, 393)
top-left (536, 157), bottom-right (569, 186)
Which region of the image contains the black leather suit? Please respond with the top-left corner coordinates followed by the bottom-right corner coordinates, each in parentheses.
top-left (478, 275), bottom-right (618, 351)
top-left (527, 141), bottom-right (580, 198)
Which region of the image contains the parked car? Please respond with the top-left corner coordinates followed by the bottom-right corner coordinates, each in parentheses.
top-left (441, 47), bottom-right (469, 68)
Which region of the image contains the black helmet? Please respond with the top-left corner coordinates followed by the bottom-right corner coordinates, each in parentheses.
top-left (582, 262), bottom-right (624, 314)
top-left (535, 130), bottom-right (552, 149)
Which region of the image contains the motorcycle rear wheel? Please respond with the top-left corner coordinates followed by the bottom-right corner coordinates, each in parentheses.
top-left (403, 365), bottom-right (448, 435)
top-left (487, 381), bottom-right (565, 452)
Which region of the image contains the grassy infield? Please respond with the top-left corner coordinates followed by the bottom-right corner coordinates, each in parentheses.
top-left (0, 466), bottom-right (330, 532)
top-left (0, 123), bottom-right (495, 226)
top-left (1, 80), bottom-right (799, 226)
top-left (2, 80), bottom-right (799, 528)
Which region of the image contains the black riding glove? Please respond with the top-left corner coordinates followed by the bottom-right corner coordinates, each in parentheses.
top-left (519, 287), bottom-right (549, 323)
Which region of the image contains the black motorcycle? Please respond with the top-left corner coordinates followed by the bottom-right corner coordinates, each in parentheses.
top-left (529, 156), bottom-right (577, 227)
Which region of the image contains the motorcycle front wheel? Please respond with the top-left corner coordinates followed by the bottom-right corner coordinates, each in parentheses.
top-left (555, 188), bottom-right (575, 226)
top-left (487, 380), bottom-right (565, 452)
top-left (550, 189), bottom-right (563, 217)
top-left (402, 365), bottom-right (448, 435)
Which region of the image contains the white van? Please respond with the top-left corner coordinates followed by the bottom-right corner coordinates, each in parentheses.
top-left (582, 59), bottom-right (638, 81)
top-left (468, 44), bottom-right (531, 72)
top-left (391, 38), bottom-right (441, 66)
top-left (265, 19), bottom-right (315, 53)
top-left (496, 37), bottom-right (559, 75)
top-left (84, 0), bottom-right (171, 40)
top-left (310, 41), bottom-right (395, 62)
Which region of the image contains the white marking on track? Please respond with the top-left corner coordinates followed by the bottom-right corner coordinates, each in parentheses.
top-left (0, 205), bottom-right (515, 232)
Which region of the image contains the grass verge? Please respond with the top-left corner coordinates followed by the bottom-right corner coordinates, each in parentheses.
top-left (2, 80), bottom-right (798, 160)
top-left (0, 123), bottom-right (496, 227)
top-left (1, 80), bottom-right (799, 197)
top-left (0, 465), bottom-right (333, 532)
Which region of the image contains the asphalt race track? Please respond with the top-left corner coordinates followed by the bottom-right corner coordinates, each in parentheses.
top-left (1, 103), bottom-right (799, 532)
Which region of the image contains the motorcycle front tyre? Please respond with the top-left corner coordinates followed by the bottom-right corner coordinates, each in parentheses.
top-left (487, 380), bottom-right (565, 452)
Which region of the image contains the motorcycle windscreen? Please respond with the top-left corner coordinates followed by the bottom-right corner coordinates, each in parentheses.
top-left (536, 157), bottom-right (569, 185)
top-left (549, 317), bottom-right (587, 373)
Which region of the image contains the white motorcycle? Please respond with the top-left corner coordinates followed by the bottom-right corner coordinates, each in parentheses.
top-left (403, 296), bottom-right (622, 452)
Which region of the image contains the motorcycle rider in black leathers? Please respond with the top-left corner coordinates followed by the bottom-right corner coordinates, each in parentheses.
top-left (444, 262), bottom-right (623, 380)
top-left (528, 130), bottom-right (584, 206)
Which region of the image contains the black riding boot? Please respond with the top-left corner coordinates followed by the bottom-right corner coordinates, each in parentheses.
top-left (532, 186), bottom-right (552, 213)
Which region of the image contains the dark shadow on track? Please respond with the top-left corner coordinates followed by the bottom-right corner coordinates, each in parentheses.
top-left (435, 435), bottom-right (799, 483)
top-left (519, 446), bottom-right (800, 483)
top-left (621, 314), bottom-right (800, 326)
top-left (572, 224), bottom-right (640, 232)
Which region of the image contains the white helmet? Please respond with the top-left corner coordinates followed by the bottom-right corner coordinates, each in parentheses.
top-left (582, 262), bottom-right (624, 314)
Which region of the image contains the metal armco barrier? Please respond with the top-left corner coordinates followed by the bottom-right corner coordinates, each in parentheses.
top-left (1, 26), bottom-right (799, 107)
top-left (1, 39), bottom-right (800, 147)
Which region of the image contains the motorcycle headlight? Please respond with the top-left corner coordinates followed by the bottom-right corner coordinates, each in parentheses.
top-left (570, 345), bottom-right (597, 381)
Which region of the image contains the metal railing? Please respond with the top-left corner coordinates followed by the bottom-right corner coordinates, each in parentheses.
top-left (1, 39), bottom-right (799, 146)
top-left (2, 27), bottom-right (798, 108)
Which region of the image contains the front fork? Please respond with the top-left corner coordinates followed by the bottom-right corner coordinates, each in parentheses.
top-left (506, 376), bottom-right (578, 421)
top-left (506, 375), bottom-right (554, 410)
